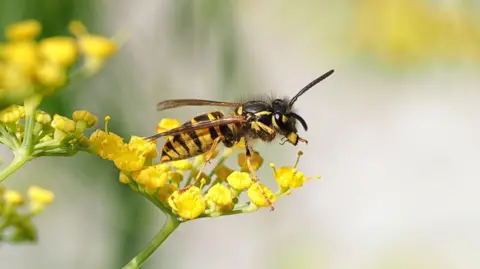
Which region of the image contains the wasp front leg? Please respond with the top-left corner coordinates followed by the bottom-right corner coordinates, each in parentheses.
top-left (245, 138), bottom-right (275, 211)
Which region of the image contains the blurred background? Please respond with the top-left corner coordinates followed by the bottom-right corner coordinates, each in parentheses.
top-left (1, 0), bottom-right (480, 268)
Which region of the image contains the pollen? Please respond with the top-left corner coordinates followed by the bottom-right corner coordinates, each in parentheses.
top-left (5, 19), bottom-right (41, 41)
top-left (72, 110), bottom-right (98, 127)
top-left (27, 186), bottom-right (54, 205)
top-left (0, 105), bottom-right (25, 123)
top-left (51, 114), bottom-right (76, 132)
top-left (168, 187), bottom-right (206, 220)
top-left (205, 183), bottom-right (234, 211)
top-left (156, 118), bottom-right (181, 133)
top-left (247, 183), bottom-right (276, 207)
top-left (38, 37), bottom-right (78, 67)
top-left (226, 171), bottom-right (252, 191)
top-left (237, 151), bottom-right (264, 171)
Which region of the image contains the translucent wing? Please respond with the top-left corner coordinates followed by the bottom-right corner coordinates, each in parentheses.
top-left (145, 116), bottom-right (247, 141)
top-left (157, 99), bottom-right (242, 111)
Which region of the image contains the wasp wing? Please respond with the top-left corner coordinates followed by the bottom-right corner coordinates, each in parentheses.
top-left (157, 99), bottom-right (242, 111)
top-left (145, 116), bottom-right (247, 141)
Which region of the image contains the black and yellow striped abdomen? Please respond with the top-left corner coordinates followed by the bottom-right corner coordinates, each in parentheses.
top-left (160, 111), bottom-right (238, 162)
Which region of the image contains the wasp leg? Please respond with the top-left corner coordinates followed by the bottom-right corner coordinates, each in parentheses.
top-left (255, 121), bottom-right (276, 135)
top-left (245, 139), bottom-right (275, 211)
top-left (298, 137), bottom-right (308, 144)
top-left (178, 136), bottom-right (223, 194)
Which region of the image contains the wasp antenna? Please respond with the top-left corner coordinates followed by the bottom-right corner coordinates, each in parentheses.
top-left (289, 69), bottom-right (334, 107)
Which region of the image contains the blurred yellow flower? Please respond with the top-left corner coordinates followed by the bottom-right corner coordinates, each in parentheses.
top-left (227, 171), bottom-right (252, 191)
top-left (247, 183), bottom-right (276, 207)
top-left (34, 110), bottom-right (52, 125)
top-left (1, 41), bottom-right (38, 73)
top-left (213, 164), bottom-right (233, 180)
top-left (5, 19), bottom-right (41, 41)
top-left (158, 184), bottom-right (178, 202)
top-left (171, 160), bottom-right (193, 171)
top-left (168, 187), bottom-right (205, 220)
top-left (237, 151), bottom-right (263, 171)
top-left (156, 118), bottom-right (181, 133)
top-left (0, 104), bottom-right (25, 123)
top-left (68, 21), bottom-right (88, 36)
top-left (36, 62), bottom-right (66, 87)
top-left (39, 37), bottom-right (78, 67)
top-left (27, 186), bottom-right (54, 205)
top-left (4, 190), bottom-right (24, 205)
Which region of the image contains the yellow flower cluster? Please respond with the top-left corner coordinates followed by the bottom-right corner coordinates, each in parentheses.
top-left (0, 103), bottom-right (98, 156)
top-left (0, 185), bottom-right (54, 243)
top-left (0, 19), bottom-right (116, 106)
top-left (353, 0), bottom-right (480, 67)
top-left (91, 117), bottom-right (320, 221)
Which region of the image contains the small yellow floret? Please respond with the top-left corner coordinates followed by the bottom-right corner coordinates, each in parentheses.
top-left (27, 186), bottom-right (54, 205)
top-left (237, 151), bottom-right (264, 171)
top-left (72, 110), bottom-right (98, 127)
top-left (36, 62), bottom-right (66, 87)
top-left (79, 35), bottom-right (117, 59)
top-left (205, 184), bottom-right (233, 211)
top-left (5, 20), bottom-right (41, 41)
top-left (1, 41), bottom-right (38, 73)
top-left (35, 110), bottom-right (52, 124)
top-left (89, 129), bottom-right (124, 160)
top-left (156, 118), bottom-right (181, 133)
top-left (51, 114), bottom-right (76, 132)
top-left (247, 183), bottom-right (276, 207)
top-left (119, 171), bottom-right (131, 184)
top-left (68, 21), bottom-right (88, 36)
top-left (0, 104), bottom-right (25, 123)
top-left (158, 184), bottom-right (178, 202)
top-left (133, 166), bottom-right (168, 189)
top-left (4, 190), bottom-right (24, 205)
top-left (226, 171), bottom-right (252, 191)
top-left (213, 164), bottom-right (233, 180)
top-left (171, 160), bottom-right (193, 171)
top-left (128, 136), bottom-right (157, 159)
top-left (39, 37), bottom-right (77, 67)
top-left (168, 187), bottom-right (205, 220)
top-left (113, 145), bottom-right (146, 172)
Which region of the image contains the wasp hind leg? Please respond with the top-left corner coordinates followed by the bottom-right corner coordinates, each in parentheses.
top-left (178, 136), bottom-right (224, 194)
top-left (245, 139), bottom-right (275, 211)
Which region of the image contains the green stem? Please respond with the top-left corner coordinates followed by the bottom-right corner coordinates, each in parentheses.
top-left (22, 94), bottom-right (42, 153)
top-left (122, 214), bottom-right (180, 269)
top-left (0, 153), bottom-right (30, 183)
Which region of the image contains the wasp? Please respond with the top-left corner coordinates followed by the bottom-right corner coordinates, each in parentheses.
top-left (146, 69), bottom-right (334, 208)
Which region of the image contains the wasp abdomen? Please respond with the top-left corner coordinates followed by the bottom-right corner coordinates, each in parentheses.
top-left (160, 111), bottom-right (238, 162)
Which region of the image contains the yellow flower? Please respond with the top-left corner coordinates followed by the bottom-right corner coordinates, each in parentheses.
top-left (133, 166), bottom-right (168, 189)
top-left (205, 183), bottom-right (234, 211)
top-left (89, 129), bottom-right (124, 160)
top-left (51, 114), bottom-right (76, 132)
top-left (226, 171), bottom-right (252, 191)
top-left (113, 145), bottom-right (146, 172)
top-left (168, 187), bottom-right (205, 220)
top-left (27, 186), bottom-right (54, 205)
top-left (72, 110), bottom-right (98, 127)
top-left (38, 37), bottom-right (77, 67)
top-left (128, 136), bottom-right (157, 159)
top-left (5, 19), bottom-right (41, 41)
top-left (213, 164), bottom-right (233, 180)
top-left (171, 160), bottom-right (193, 171)
top-left (156, 118), bottom-right (181, 133)
top-left (247, 183), bottom-right (276, 207)
top-left (158, 184), bottom-right (178, 202)
top-left (35, 110), bottom-right (52, 124)
top-left (270, 151), bottom-right (320, 189)
top-left (119, 171), bottom-right (131, 184)
top-left (36, 62), bottom-right (66, 87)
top-left (237, 151), bottom-right (263, 171)
top-left (79, 35), bottom-right (117, 59)
top-left (1, 41), bottom-right (38, 73)
top-left (68, 21), bottom-right (88, 36)
top-left (3, 190), bottom-right (24, 205)
top-left (0, 104), bottom-right (25, 123)
top-left (168, 171), bottom-right (184, 185)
